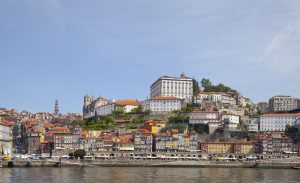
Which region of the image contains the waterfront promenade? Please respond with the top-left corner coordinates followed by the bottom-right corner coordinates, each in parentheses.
top-left (2, 155), bottom-right (300, 169)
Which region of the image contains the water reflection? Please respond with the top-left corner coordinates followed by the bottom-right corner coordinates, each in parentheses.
top-left (1, 167), bottom-right (299, 183)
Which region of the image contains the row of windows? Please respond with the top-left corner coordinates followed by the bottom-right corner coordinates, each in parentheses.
top-left (162, 81), bottom-right (192, 85)
top-left (162, 94), bottom-right (192, 98)
top-left (162, 89), bottom-right (191, 92)
top-left (163, 86), bottom-right (191, 89)
top-left (261, 126), bottom-right (286, 128)
top-left (262, 117), bottom-right (298, 120)
top-left (55, 136), bottom-right (72, 139)
top-left (152, 108), bottom-right (178, 111)
top-left (151, 104), bottom-right (179, 107)
top-left (151, 100), bottom-right (179, 103)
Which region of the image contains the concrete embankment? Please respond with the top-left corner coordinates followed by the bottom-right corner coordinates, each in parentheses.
top-left (61, 159), bottom-right (300, 169)
top-left (2, 160), bottom-right (300, 169)
top-left (1, 160), bottom-right (60, 168)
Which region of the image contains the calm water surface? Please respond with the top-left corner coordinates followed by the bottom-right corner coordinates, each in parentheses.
top-left (1, 167), bottom-right (300, 183)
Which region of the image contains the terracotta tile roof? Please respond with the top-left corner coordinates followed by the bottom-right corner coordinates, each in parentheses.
top-left (0, 120), bottom-right (13, 127)
top-left (152, 96), bottom-right (179, 100)
top-left (261, 113), bottom-right (300, 117)
top-left (44, 132), bottom-right (54, 136)
top-left (191, 110), bottom-right (219, 113)
top-left (191, 118), bottom-right (220, 120)
top-left (133, 129), bottom-right (152, 134)
top-left (115, 99), bottom-right (139, 106)
top-left (50, 126), bottom-right (70, 132)
top-left (171, 129), bottom-right (179, 133)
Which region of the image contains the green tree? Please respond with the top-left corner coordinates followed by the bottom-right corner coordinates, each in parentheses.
top-left (168, 115), bottom-right (189, 123)
top-left (200, 77), bottom-right (238, 94)
top-left (74, 149), bottom-right (86, 159)
top-left (246, 103), bottom-right (252, 109)
top-left (131, 106), bottom-right (143, 114)
top-left (160, 123), bottom-right (188, 133)
top-left (294, 136), bottom-right (300, 144)
top-left (105, 115), bottom-right (114, 124)
top-left (126, 123), bottom-right (140, 129)
top-left (71, 119), bottom-right (85, 127)
top-left (192, 79), bottom-right (200, 94)
top-left (189, 124), bottom-right (209, 134)
top-left (181, 107), bottom-right (193, 113)
top-left (144, 109), bottom-right (152, 115)
top-left (201, 78), bottom-right (212, 90)
top-left (256, 110), bottom-right (262, 116)
top-left (112, 110), bottom-right (125, 118)
top-left (286, 125), bottom-right (298, 134)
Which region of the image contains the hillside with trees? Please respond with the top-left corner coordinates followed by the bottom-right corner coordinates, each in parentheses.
top-left (72, 106), bottom-right (151, 130)
top-left (200, 78), bottom-right (238, 94)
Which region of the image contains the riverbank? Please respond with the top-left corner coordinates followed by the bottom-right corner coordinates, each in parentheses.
top-left (1, 159), bottom-right (300, 169)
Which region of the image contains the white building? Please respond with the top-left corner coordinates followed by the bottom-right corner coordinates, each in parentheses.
top-left (247, 118), bottom-right (259, 132)
top-left (259, 113), bottom-right (300, 132)
top-left (95, 103), bottom-right (115, 116)
top-left (248, 123), bottom-right (259, 132)
top-left (189, 111), bottom-right (220, 124)
top-left (150, 73), bottom-right (193, 102)
top-left (140, 96), bottom-right (181, 113)
top-left (221, 93), bottom-right (237, 105)
top-left (193, 92), bottom-right (221, 103)
top-left (0, 122), bottom-right (12, 156)
top-left (95, 100), bottom-right (139, 116)
top-left (221, 113), bottom-right (240, 129)
top-left (193, 92), bottom-right (236, 105)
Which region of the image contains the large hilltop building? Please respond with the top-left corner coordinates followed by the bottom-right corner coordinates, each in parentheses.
top-left (150, 73), bottom-right (193, 102)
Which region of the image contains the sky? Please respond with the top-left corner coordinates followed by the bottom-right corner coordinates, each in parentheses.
top-left (1, 0), bottom-right (300, 114)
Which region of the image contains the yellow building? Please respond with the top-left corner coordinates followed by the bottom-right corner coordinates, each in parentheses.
top-left (144, 120), bottom-right (166, 134)
top-left (200, 141), bottom-right (256, 154)
top-left (207, 143), bottom-right (232, 154)
top-left (236, 143), bottom-right (256, 154)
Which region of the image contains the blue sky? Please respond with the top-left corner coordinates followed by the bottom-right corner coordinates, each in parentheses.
top-left (1, 0), bottom-right (300, 114)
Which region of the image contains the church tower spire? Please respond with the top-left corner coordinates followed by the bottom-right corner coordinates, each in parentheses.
top-left (54, 99), bottom-right (59, 115)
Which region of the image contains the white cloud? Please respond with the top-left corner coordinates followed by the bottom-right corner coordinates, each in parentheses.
top-left (260, 22), bottom-right (300, 74)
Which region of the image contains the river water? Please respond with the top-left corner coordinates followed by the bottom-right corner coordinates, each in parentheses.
top-left (1, 167), bottom-right (299, 183)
